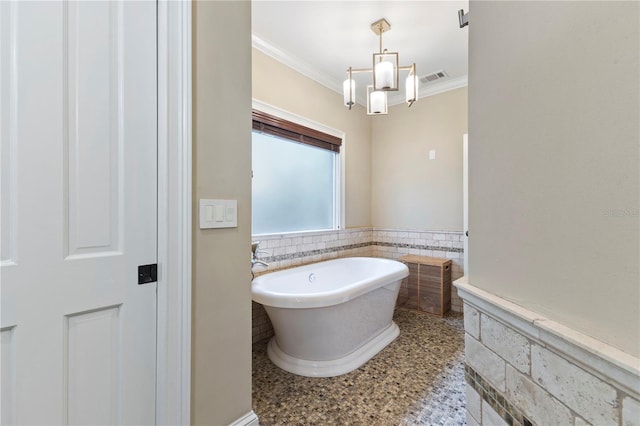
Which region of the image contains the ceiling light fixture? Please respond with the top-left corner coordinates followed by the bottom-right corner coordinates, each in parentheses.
top-left (343, 18), bottom-right (418, 115)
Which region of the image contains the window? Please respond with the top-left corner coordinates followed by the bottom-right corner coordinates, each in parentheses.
top-left (252, 109), bottom-right (342, 235)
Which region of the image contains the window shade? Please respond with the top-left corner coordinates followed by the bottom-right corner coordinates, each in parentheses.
top-left (252, 109), bottom-right (342, 153)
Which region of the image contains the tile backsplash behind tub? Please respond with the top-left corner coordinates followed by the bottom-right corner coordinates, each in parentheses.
top-left (251, 228), bottom-right (465, 344)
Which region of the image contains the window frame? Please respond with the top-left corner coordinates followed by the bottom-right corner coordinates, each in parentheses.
top-left (251, 100), bottom-right (345, 236)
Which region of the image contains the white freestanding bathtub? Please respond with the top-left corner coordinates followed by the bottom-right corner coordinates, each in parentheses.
top-left (251, 257), bottom-right (409, 377)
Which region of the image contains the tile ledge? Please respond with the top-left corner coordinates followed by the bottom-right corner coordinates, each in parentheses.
top-left (454, 278), bottom-right (640, 399)
top-left (253, 229), bottom-right (341, 239)
top-left (373, 227), bottom-right (464, 234)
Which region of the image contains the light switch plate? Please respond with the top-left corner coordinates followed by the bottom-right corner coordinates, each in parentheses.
top-left (199, 199), bottom-right (238, 229)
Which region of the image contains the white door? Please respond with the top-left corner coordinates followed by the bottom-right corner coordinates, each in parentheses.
top-left (1, 1), bottom-right (157, 424)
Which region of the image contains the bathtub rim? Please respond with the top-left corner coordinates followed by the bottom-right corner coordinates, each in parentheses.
top-left (251, 257), bottom-right (409, 309)
top-left (266, 321), bottom-right (400, 377)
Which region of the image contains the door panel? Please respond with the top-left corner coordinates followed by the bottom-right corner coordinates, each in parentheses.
top-left (1, 326), bottom-right (16, 425)
top-left (0, 1), bottom-right (157, 424)
top-left (66, 0), bottom-right (122, 256)
top-left (0, 0), bottom-right (16, 267)
top-left (66, 306), bottom-right (121, 425)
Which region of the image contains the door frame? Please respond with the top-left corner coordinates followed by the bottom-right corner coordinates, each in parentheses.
top-left (156, 1), bottom-right (192, 425)
top-left (463, 133), bottom-right (468, 276)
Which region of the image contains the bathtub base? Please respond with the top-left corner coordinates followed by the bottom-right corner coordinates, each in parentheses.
top-left (266, 321), bottom-right (400, 377)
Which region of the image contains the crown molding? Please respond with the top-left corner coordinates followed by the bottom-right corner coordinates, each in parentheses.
top-left (252, 33), bottom-right (468, 108)
top-left (368, 75), bottom-right (469, 106)
top-left (419, 75), bottom-right (469, 99)
top-left (386, 75), bottom-right (469, 106)
top-left (252, 33), bottom-right (342, 95)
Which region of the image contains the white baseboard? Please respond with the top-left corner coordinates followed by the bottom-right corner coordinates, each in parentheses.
top-left (229, 410), bottom-right (259, 426)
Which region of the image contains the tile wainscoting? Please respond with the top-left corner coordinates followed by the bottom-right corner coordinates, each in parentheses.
top-left (251, 228), bottom-right (465, 344)
top-left (455, 279), bottom-right (640, 426)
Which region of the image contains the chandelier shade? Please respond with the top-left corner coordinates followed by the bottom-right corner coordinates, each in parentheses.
top-left (405, 63), bottom-right (418, 106)
top-left (373, 52), bottom-right (398, 90)
top-left (343, 78), bottom-right (355, 108)
top-left (367, 85), bottom-right (387, 115)
top-left (343, 18), bottom-right (417, 115)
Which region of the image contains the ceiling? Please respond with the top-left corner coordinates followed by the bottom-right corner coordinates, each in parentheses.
top-left (252, 1), bottom-right (469, 107)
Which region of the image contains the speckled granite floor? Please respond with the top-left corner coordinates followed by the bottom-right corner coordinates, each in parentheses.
top-left (252, 308), bottom-right (466, 425)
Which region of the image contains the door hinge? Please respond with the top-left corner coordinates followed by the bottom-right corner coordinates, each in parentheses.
top-left (138, 264), bottom-right (157, 284)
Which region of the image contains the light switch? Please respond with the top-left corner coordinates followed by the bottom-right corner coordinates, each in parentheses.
top-left (199, 199), bottom-right (238, 229)
top-left (215, 205), bottom-right (225, 222)
top-left (429, 150), bottom-right (436, 160)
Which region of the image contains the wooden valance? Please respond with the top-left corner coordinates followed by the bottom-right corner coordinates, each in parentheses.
top-left (252, 109), bottom-right (342, 153)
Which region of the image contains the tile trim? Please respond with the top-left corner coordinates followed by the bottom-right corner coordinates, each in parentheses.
top-left (374, 241), bottom-right (463, 253)
top-left (262, 242), bottom-right (369, 263)
top-left (262, 240), bottom-right (463, 263)
top-left (466, 364), bottom-right (533, 426)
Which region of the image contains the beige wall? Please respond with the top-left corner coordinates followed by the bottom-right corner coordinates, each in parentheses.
top-left (468, 2), bottom-right (639, 356)
top-left (192, 1), bottom-right (253, 424)
top-left (372, 87), bottom-right (468, 231)
top-left (252, 49), bottom-right (372, 228)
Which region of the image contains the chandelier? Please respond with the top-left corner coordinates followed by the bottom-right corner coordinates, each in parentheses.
top-left (343, 18), bottom-right (418, 115)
